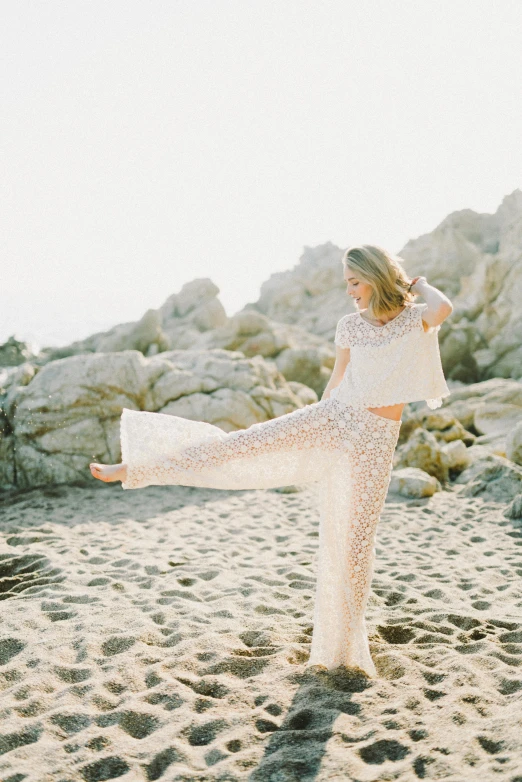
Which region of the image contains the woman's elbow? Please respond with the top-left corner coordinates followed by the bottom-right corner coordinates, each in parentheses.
top-left (441, 300), bottom-right (453, 319)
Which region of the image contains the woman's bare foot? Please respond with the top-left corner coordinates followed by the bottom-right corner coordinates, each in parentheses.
top-left (90, 462), bottom-right (127, 483)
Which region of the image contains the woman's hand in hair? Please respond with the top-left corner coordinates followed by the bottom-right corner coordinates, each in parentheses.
top-left (410, 276), bottom-right (453, 328)
top-left (408, 276), bottom-right (426, 294)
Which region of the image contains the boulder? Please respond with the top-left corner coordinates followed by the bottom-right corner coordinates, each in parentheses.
top-left (441, 378), bottom-right (522, 455)
top-left (158, 278), bottom-right (228, 348)
top-left (1, 349), bottom-right (307, 491)
top-left (0, 335), bottom-right (37, 367)
top-left (506, 421), bottom-right (522, 466)
top-left (455, 454), bottom-right (522, 502)
top-left (464, 444), bottom-right (497, 464)
top-left (441, 440), bottom-right (471, 473)
top-left (389, 468), bottom-right (441, 498)
top-left (418, 408), bottom-right (475, 445)
top-left (393, 429), bottom-right (449, 483)
top-left (504, 494), bottom-right (522, 520)
top-left (286, 381), bottom-right (319, 406)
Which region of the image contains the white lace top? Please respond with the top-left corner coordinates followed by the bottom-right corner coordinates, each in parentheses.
top-left (331, 302), bottom-right (450, 410)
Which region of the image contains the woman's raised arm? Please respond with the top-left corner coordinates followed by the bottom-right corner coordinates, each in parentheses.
top-left (410, 276), bottom-right (453, 328)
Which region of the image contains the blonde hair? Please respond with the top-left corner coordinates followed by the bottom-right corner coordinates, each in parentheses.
top-left (341, 244), bottom-right (415, 317)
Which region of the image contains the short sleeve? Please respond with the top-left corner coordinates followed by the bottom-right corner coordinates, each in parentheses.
top-left (416, 303), bottom-right (441, 335)
top-left (334, 315), bottom-right (351, 348)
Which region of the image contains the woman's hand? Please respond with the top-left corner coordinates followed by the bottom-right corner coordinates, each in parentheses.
top-left (409, 276), bottom-right (427, 295)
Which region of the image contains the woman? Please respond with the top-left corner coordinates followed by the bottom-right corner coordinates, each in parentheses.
top-left (90, 245), bottom-right (452, 677)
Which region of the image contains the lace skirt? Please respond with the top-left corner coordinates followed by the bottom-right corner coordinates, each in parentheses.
top-left (120, 397), bottom-right (402, 677)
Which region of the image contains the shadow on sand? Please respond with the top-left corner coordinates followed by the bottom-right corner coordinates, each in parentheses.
top-left (249, 665), bottom-right (375, 781)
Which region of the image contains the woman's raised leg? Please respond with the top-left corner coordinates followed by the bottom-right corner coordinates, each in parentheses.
top-left (118, 398), bottom-right (356, 491)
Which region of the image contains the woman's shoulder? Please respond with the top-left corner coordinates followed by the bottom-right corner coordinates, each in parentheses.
top-left (336, 311), bottom-right (359, 326)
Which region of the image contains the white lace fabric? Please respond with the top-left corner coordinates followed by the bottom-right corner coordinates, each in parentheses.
top-left (118, 300), bottom-right (450, 676)
top-left (120, 399), bottom-right (401, 676)
top-left (333, 302), bottom-right (450, 410)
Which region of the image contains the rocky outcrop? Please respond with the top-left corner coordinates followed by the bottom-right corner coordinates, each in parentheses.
top-left (0, 336), bottom-right (37, 367)
top-left (392, 377), bottom-right (522, 485)
top-left (34, 279), bottom-right (228, 366)
top-left (194, 310), bottom-right (335, 396)
top-left (0, 349), bottom-right (312, 491)
top-left (10, 190), bottom-right (521, 395)
top-left (399, 189), bottom-right (522, 383)
top-left (29, 279), bottom-right (334, 396)
top-left (241, 242), bottom-right (351, 340)
top-left (441, 378), bottom-right (522, 455)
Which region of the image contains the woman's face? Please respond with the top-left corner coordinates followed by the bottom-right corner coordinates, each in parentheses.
top-left (344, 266), bottom-right (373, 309)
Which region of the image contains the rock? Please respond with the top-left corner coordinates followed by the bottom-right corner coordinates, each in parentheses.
top-left (0, 362), bottom-right (37, 393)
top-left (2, 349), bottom-right (307, 491)
top-left (393, 429), bottom-right (449, 483)
top-left (443, 377), bottom-right (515, 403)
top-left (441, 397), bottom-right (484, 431)
top-left (504, 494), bottom-right (522, 520)
top-left (0, 336), bottom-right (37, 367)
top-left (95, 309), bottom-right (169, 355)
top-left (274, 349), bottom-right (331, 397)
top-left (396, 406), bottom-right (422, 445)
top-left (465, 444), bottom-right (498, 464)
top-left (506, 421), bottom-right (522, 466)
top-left (419, 408), bottom-right (474, 445)
top-left (0, 434), bottom-right (15, 489)
top-left (441, 378), bottom-right (522, 457)
top-left (241, 242), bottom-right (351, 340)
top-left (196, 311), bottom-right (334, 396)
top-left (389, 468), bottom-right (442, 498)
top-left (286, 382), bottom-right (318, 406)
top-left (455, 454), bottom-right (522, 502)
top-left (441, 440), bottom-right (471, 473)
top-left (474, 396), bottom-right (522, 439)
top-left (159, 278), bottom-right (228, 348)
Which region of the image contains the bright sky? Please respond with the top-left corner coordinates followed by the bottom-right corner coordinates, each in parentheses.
top-left (2, 1), bottom-right (521, 350)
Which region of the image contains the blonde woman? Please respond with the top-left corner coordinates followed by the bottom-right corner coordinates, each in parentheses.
top-left (90, 245), bottom-right (452, 677)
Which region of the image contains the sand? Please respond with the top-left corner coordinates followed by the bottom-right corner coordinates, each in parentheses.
top-left (1, 479), bottom-right (522, 781)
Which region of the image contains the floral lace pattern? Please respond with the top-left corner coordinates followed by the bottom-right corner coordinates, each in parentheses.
top-left (120, 399), bottom-right (402, 676)
top-left (333, 303), bottom-right (450, 410)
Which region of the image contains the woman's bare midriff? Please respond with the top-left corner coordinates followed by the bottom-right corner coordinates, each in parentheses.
top-left (366, 403), bottom-right (405, 421)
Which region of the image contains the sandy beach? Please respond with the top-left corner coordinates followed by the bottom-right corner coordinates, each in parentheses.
top-left (1, 479), bottom-right (521, 781)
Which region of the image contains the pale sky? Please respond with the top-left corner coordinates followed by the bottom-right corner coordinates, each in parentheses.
top-left (2, 1), bottom-right (521, 350)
